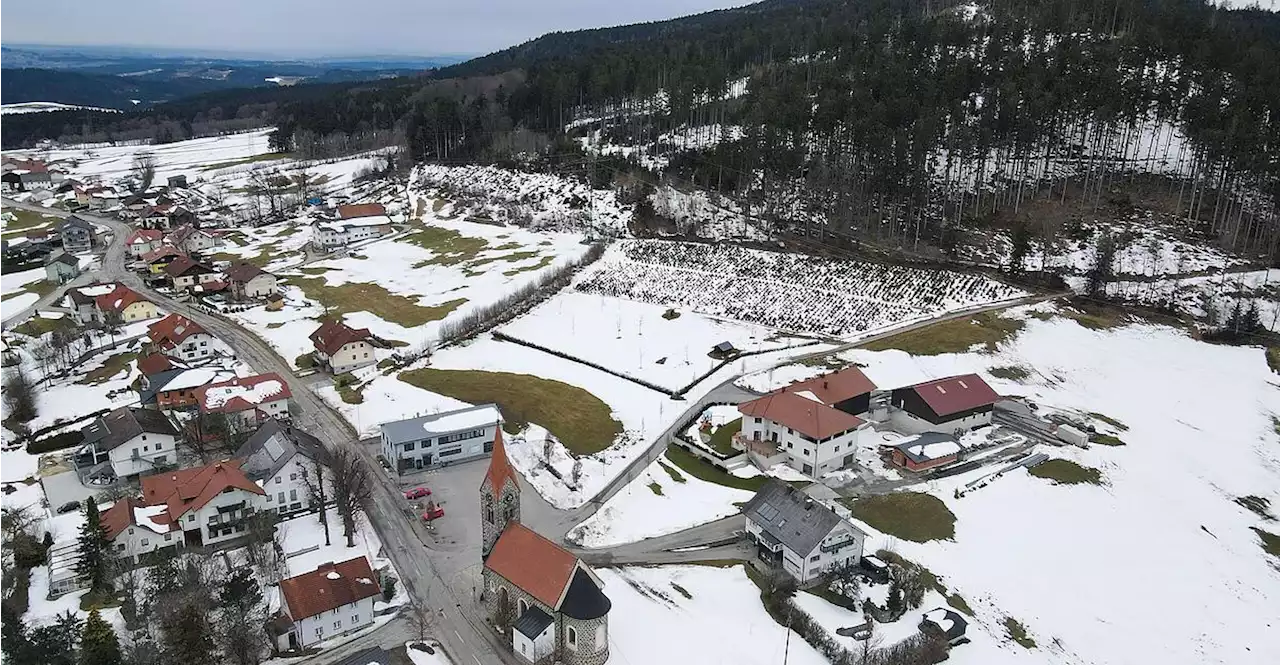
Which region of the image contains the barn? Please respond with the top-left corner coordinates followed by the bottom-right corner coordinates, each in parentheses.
top-left (889, 374), bottom-right (998, 435)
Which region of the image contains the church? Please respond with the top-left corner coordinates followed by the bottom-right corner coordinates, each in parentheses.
top-left (480, 431), bottom-right (612, 665)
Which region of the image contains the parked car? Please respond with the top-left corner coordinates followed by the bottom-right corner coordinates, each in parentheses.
top-left (404, 487), bottom-right (431, 500)
top-left (859, 555), bottom-right (890, 583)
top-left (56, 501), bottom-right (82, 515)
top-left (421, 502), bottom-right (444, 521)
top-left (376, 454), bottom-right (392, 471)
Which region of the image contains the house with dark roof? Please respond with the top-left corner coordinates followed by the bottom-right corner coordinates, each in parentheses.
top-left (274, 557), bottom-right (382, 651)
top-left (78, 406), bottom-right (179, 479)
top-left (140, 458), bottom-right (267, 547)
top-left (101, 496), bottom-right (179, 563)
top-left (309, 320), bottom-right (377, 374)
top-left (480, 431), bottom-right (610, 665)
top-left (234, 419), bottom-right (329, 515)
top-left (142, 246), bottom-right (185, 275)
top-left (919, 607), bottom-right (969, 646)
top-left (139, 366), bottom-right (234, 413)
top-left (60, 216), bottom-right (95, 253)
top-left (890, 374), bottom-right (998, 435)
top-left (225, 261), bottom-right (278, 300)
top-left (742, 479), bottom-right (867, 584)
top-left (164, 255), bottom-right (220, 291)
top-left (737, 367), bottom-right (879, 476)
top-left (44, 251), bottom-right (80, 284)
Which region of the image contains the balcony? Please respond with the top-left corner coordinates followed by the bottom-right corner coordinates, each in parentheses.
top-left (821, 538), bottom-right (858, 555)
top-left (734, 433), bottom-right (778, 457)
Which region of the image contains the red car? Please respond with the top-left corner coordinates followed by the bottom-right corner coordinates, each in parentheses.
top-left (403, 487), bottom-right (431, 499)
top-left (421, 503), bottom-right (445, 521)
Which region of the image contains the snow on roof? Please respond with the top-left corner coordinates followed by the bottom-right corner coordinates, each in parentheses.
top-left (895, 432), bottom-right (963, 463)
top-left (161, 368), bottom-right (227, 392)
top-left (923, 608), bottom-right (955, 634)
top-left (133, 504), bottom-right (171, 534)
top-left (202, 378), bottom-right (285, 410)
top-left (793, 389), bottom-right (823, 404)
top-left (317, 215), bottom-right (392, 233)
top-left (325, 571), bottom-right (342, 580)
top-left (424, 404), bottom-right (502, 434)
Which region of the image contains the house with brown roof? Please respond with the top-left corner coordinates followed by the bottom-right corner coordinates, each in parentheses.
top-left (140, 458), bottom-right (267, 547)
top-left (737, 367), bottom-right (878, 477)
top-left (164, 255), bottom-right (220, 291)
top-left (140, 204), bottom-right (173, 229)
top-left (309, 320), bottom-right (376, 374)
top-left (124, 228), bottom-right (164, 258)
top-left (166, 224), bottom-right (218, 254)
top-left (889, 374), bottom-right (998, 435)
top-left (148, 313), bottom-right (217, 362)
top-left (225, 261), bottom-right (278, 301)
top-left (480, 431), bottom-right (611, 665)
top-left (101, 496), bottom-right (179, 563)
top-left (192, 372), bottom-right (293, 428)
top-left (95, 284), bottom-right (160, 323)
top-left (313, 203), bottom-right (393, 250)
top-left (273, 557), bottom-right (382, 651)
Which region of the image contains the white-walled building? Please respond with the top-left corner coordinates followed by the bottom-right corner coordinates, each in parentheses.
top-left (193, 372), bottom-right (293, 428)
top-left (78, 407), bottom-right (180, 480)
top-left (124, 229), bottom-right (164, 258)
top-left (140, 458), bottom-right (268, 547)
top-left (148, 313), bottom-right (217, 362)
top-left (379, 404), bottom-right (503, 474)
top-left (234, 419), bottom-right (329, 515)
top-left (274, 557), bottom-right (381, 651)
top-left (742, 480), bottom-right (866, 584)
top-left (309, 319), bottom-right (377, 374)
top-left (102, 497), bottom-right (180, 563)
top-left (225, 262), bottom-right (278, 300)
top-left (889, 374), bottom-right (998, 435)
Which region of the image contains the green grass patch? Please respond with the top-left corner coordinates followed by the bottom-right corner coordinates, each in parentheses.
top-left (337, 384), bottom-right (364, 404)
top-left (502, 255), bottom-right (554, 277)
top-left (988, 365), bottom-right (1031, 381)
top-left (947, 593), bottom-right (974, 616)
top-left (707, 418), bottom-right (741, 456)
top-left (399, 368), bottom-right (622, 455)
top-left (1089, 433), bottom-right (1126, 446)
top-left (1062, 304), bottom-right (1126, 331)
top-left (1004, 617), bottom-right (1036, 649)
top-left (265, 322), bottom-right (285, 329)
top-left (289, 275), bottom-right (466, 327)
top-left (199, 152), bottom-right (289, 170)
top-left (1267, 347), bottom-right (1279, 373)
top-left (403, 227), bottom-right (489, 266)
top-left (1028, 459), bottom-right (1103, 485)
top-left (78, 352), bottom-right (137, 385)
top-left (1236, 496), bottom-right (1274, 521)
top-left (647, 481), bottom-right (664, 496)
top-left (11, 315), bottom-right (74, 338)
top-left (295, 353), bottom-right (315, 369)
top-left (1088, 412), bottom-right (1129, 431)
top-left (2, 279), bottom-right (57, 302)
top-left (798, 354), bottom-right (847, 370)
top-left (861, 312), bottom-right (1024, 355)
top-left (432, 199), bottom-right (446, 213)
top-left (663, 445), bottom-right (768, 492)
top-left (1252, 527), bottom-right (1280, 558)
top-left (657, 460), bottom-right (686, 483)
top-left (298, 267), bottom-right (330, 276)
top-left (842, 492), bottom-right (956, 543)
top-left (2, 208), bottom-right (59, 235)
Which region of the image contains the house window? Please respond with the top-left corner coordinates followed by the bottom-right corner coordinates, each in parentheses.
top-left (315, 627), bottom-right (324, 639)
top-left (834, 446), bottom-right (840, 452)
top-left (276, 477), bottom-right (282, 484)
top-left (754, 418), bottom-right (761, 424)
top-left (117, 543), bottom-right (125, 551)
top-left (266, 494), bottom-right (273, 503)
top-left (802, 449), bottom-right (809, 456)
top-left (567, 626), bottom-right (577, 650)
top-left (128, 528), bottom-right (134, 535)
top-left (188, 515), bottom-right (195, 522)
top-left (333, 620), bottom-right (341, 630)
top-left (156, 443), bottom-right (162, 450)
top-left (810, 554), bottom-right (820, 562)
top-left (786, 443), bottom-right (793, 449)
top-left (141, 539), bottom-right (149, 547)
top-left (143, 445), bottom-right (149, 452)
top-left (164, 533), bottom-right (171, 541)
top-left (289, 489), bottom-right (297, 502)
top-left (277, 492), bottom-right (285, 504)
top-left (404, 442), bottom-right (415, 452)
top-left (352, 614), bottom-right (359, 624)
top-left (290, 473), bottom-right (297, 481)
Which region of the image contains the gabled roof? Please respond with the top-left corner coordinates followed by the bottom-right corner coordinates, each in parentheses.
top-left (742, 480), bottom-right (855, 557)
top-left (125, 229), bottom-right (163, 246)
top-left (484, 522), bottom-right (580, 608)
top-left (166, 224), bottom-right (207, 245)
top-left (905, 374), bottom-right (999, 417)
top-left (234, 419), bottom-right (328, 482)
top-left (480, 426), bottom-right (518, 494)
top-left (80, 406), bottom-right (178, 452)
top-left (147, 313), bottom-right (209, 348)
top-left (738, 391), bottom-right (864, 440)
top-left (310, 319), bottom-right (372, 356)
top-left (61, 216), bottom-right (93, 232)
top-left (142, 246), bottom-right (184, 263)
top-left (337, 203), bottom-right (386, 220)
top-left (193, 373), bottom-right (292, 414)
top-left (101, 496), bottom-right (173, 541)
top-left (163, 255), bottom-right (215, 278)
top-left (140, 458), bottom-right (265, 520)
top-left (382, 404), bottom-right (503, 445)
top-left (137, 352), bottom-right (176, 376)
top-left (44, 252), bottom-right (78, 267)
top-left (280, 557), bottom-right (381, 621)
top-left (785, 367), bottom-right (877, 405)
top-left (225, 261), bottom-right (270, 284)
top-left (95, 285), bottom-right (148, 314)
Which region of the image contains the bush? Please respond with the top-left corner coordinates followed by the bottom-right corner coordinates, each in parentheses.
top-left (333, 372), bottom-right (357, 388)
top-left (382, 576), bottom-right (398, 602)
top-left (295, 353), bottom-right (315, 369)
top-left (27, 430), bottom-right (85, 455)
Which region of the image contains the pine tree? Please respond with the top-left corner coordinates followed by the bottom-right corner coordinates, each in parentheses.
top-left (161, 603), bottom-right (217, 665)
top-left (77, 500), bottom-right (110, 594)
top-left (887, 573), bottom-right (904, 617)
top-left (1007, 221), bottom-right (1032, 275)
top-left (80, 609), bottom-right (122, 665)
top-left (1, 604), bottom-right (30, 663)
top-left (2, 366), bottom-right (37, 423)
top-left (1087, 233), bottom-right (1117, 297)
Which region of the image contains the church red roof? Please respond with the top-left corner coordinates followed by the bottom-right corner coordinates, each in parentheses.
top-left (481, 429), bottom-right (519, 495)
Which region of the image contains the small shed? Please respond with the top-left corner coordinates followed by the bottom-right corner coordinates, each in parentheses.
top-left (166, 175), bottom-right (188, 189)
top-left (265, 292), bottom-right (285, 311)
top-left (712, 341), bottom-right (737, 355)
top-left (919, 607), bottom-right (968, 646)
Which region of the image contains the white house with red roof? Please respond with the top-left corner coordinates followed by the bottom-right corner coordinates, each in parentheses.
top-left (124, 228), bottom-right (164, 258)
top-left (140, 458), bottom-right (267, 547)
top-left (94, 284), bottom-right (160, 323)
top-left (101, 496), bottom-right (180, 563)
top-left (273, 557), bottom-right (381, 651)
top-left (148, 313), bottom-right (217, 362)
top-left (889, 373), bottom-right (999, 435)
top-left (193, 373), bottom-right (293, 427)
top-left (309, 319), bottom-right (376, 374)
top-left (737, 367), bottom-right (878, 476)
top-left (312, 203), bottom-right (393, 249)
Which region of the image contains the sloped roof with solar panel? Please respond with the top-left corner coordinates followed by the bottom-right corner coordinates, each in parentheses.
top-left (234, 418), bottom-right (328, 481)
top-left (742, 479), bottom-right (861, 556)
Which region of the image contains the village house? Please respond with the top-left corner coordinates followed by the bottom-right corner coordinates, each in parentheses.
top-left (125, 229), bottom-right (164, 258)
top-left (888, 432), bottom-right (965, 472)
top-left (380, 404), bottom-right (503, 473)
top-left (164, 255), bottom-right (221, 290)
top-left (480, 431), bottom-right (611, 665)
top-left (273, 557), bottom-right (381, 651)
top-left (148, 313), bottom-right (217, 362)
top-left (120, 194), bottom-right (150, 219)
top-left (95, 284), bottom-right (160, 323)
top-left (140, 458), bottom-right (267, 547)
top-left (137, 351), bottom-right (176, 378)
top-left (44, 251), bottom-right (81, 284)
top-left (78, 406), bottom-right (180, 480)
top-left (225, 262), bottom-right (278, 301)
top-left (234, 419), bottom-right (330, 515)
top-left (101, 496), bottom-right (179, 564)
top-left (889, 374), bottom-right (998, 435)
top-left (139, 366), bottom-right (233, 412)
top-left (167, 224), bottom-right (218, 254)
top-left (193, 372), bottom-right (293, 428)
top-left (309, 320), bottom-right (377, 374)
top-left (66, 287), bottom-right (103, 324)
top-left (742, 480), bottom-right (867, 584)
top-left (140, 204), bottom-right (172, 229)
top-left (1, 160), bottom-right (53, 192)
top-left (167, 175), bottom-right (188, 189)
top-left (312, 203), bottom-right (393, 250)
top-left (142, 246), bottom-right (185, 276)
top-left (59, 216), bottom-right (95, 253)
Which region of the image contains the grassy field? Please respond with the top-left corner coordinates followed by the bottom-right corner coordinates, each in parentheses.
top-left (11, 315), bottom-right (74, 338)
top-left (288, 275), bottom-right (466, 328)
top-left (1004, 617), bottom-right (1037, 649)
top-left (398, 368), bottom-right (622, 455)
top-left (860, 312), bottom-right (1024, 355)
top-left (404, 227), bottom-right (489, 267)
top-left (503, 255), bottom-right (555, 277)
top-left (843, 492), bottom-right (956, 542)
top-left (707, 418), bottom-right (742, 455)
top-left (988, 365), bottom-right (1031, 381)
top-left (662, 445), bottom-right (769, 492)
top-left (1089, 433), bottom-right (1126, 446)
top-left (1028, 459), bottom-right (1103, 485)
top-left (1, 209), bottom-right (60, 239)
top-left (1267, 347), bottom-right (1279, 373)
top-left (1, 279), bottom-right (57, 303)
top-left (1088, 412), bottom-right (1129, 431)
top-left (1251, 527), bottom-right (1280, 558)
top-left (78, 352), bottom-right (137, 385)
top-left (199, 152), bottom-right (289, 170)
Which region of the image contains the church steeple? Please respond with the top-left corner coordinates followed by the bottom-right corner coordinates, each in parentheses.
top-left (480, 428), bottom-right (520, 558)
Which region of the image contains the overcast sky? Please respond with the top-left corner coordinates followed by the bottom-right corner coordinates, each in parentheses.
top-left (2, 0), bottom-right (754, 58)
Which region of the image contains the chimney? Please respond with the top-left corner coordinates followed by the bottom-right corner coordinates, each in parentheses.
top-left (804, 498), bottom-right (814, 510)
top-left (823, 380), bottom-right (829, 390)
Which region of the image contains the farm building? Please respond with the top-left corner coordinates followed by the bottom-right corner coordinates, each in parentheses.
top-left (888, 432), bottom-right (964, 472)
top-left (225, 262), bottom-right (278, 300)
top-left (889, 374), bottom-right (999, 435)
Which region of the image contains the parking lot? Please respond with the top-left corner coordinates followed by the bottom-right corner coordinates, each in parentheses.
top-left (379, 453), bottom-right (487, 557)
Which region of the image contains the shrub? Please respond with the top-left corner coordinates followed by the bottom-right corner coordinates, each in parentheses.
top-left (27, 430), bottom-right (85, 455)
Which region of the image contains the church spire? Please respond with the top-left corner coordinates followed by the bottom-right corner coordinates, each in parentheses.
top-left (480, 428), bottom-right (520, 559)
top-left (482, 428), bottom-right (518, 496)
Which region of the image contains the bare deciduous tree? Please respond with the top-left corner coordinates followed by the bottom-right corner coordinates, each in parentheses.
top-left (2, 366), bottom-right (38, 424)
top-left (328, 444), bottom-right (374, 548)
top-left (299, 459), bottom-right (330, 546)
top-left (131, 153), bottom-right (157, 193)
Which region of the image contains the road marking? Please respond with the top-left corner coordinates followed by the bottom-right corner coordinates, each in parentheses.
top-left (472, 656), bottom-right (482, 665)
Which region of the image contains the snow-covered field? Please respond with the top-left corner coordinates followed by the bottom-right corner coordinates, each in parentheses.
top-left (32, 129), bottom-right (275, 183)
top-left (576, 240), bottom-right (1027, 338)
top-left (1, 102), bottom-right (122, 114)
top-left (1, 266), bottom-right (46, 312)
top-left (601, 564), bottom-right (830, 665)
top-left (500, 291), bottom-right (814, 390)
top-left (278, 506), bottom-right (389, 578)
top-left (831, 305), bottom-right (1280, 665)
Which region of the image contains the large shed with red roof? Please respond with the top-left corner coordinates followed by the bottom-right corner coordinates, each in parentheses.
top-left (274, 557), bottom-right (382, 651)
top-left (890, 373), bottom-right (999, 435)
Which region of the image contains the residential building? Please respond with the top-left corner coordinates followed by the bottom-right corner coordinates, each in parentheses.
top-left (142, 246), bottom-right (184, 275)
top-left (44, 251), bottom-right (80, 283)
top-left (102, 496), bottom-right (179, 563)
top-left (164, 255), bottom-right (220, 290)
top-left (274, 557), bottom-right (381, 650)
top-left (225, 262), bottom-right (278, 300)
top-left (60, 216), bottom-right (95, 253)
top-left (889, 374), bottom-right (998, 435)
top-left (737, 367), bottom-right (878, 476)
top-left (137, 352), bottom-right (177, 378)
top-left (480, 434), bottom-right (611, 665)
top-left (95, 284), bottom-right (159, 323)
top-left (311, 217), bottom-right (394, 249)
top-left (380, 404), bottom-right (503, 473)
top-left (120, 195), bottom-right (150, 219)
top-left (148, 313), bottom-right (217, 362)
top-left (167, 224), bottom-right (218, 254)
top-left (139, 367), bottom-right (233, 412)
top-left (234, 419), bottom-right (329, 515)
top-left (66, 286), bottom-right (103, 324)
top-left (193, 373), bottom-right (293, 428)
top-left (742, 480), bottom-right (867, 584)
top-left (141, 204), bottom-right (172, 229)
top-left (140, 458), bottom-right (267, 547)
top-left (309, 320), bottom-right (376, 374)
top-left (889, 432), bottom-right (964, 472)
top-left (78, 406), bottom-right (179, 479)
top-left (124, 229), bottom-right (164, 258)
